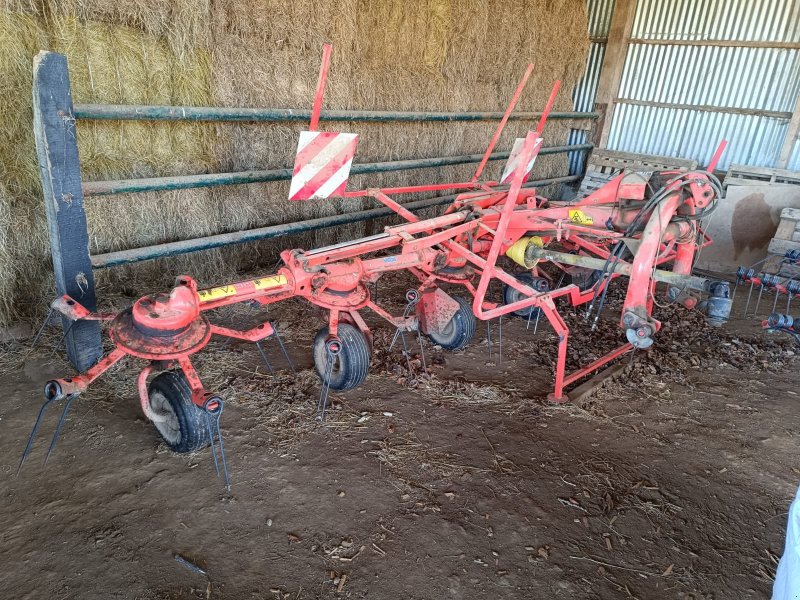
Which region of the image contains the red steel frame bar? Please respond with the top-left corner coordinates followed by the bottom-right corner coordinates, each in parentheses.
top-left (471, 63), bottom-right (534, 182)
top-left (309, 43), bottom-right (332, 132)
top-left (535, 81), bottom-right (561, 137)
top-left (561, 343), bottom-right (634, 388)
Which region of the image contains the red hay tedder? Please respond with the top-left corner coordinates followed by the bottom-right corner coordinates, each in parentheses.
top-left (20, 46), bottom-right (732, 487)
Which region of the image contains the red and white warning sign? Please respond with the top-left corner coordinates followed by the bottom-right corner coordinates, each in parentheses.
top-left (500, 135), bottom-right (543, 184)
top-left (288, 131), bottom-right (359, 201)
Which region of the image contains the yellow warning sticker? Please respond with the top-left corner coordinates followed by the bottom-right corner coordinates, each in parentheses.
top-left (198, 275), bottom-right (287, 303)
top-left (568, 209), bottom-right (594, 225)
top-left (253, 275), bottom-right (287, 290)
top-left (198, 285), bottom-right (237, 302)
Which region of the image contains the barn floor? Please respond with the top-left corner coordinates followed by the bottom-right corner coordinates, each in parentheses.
top-left (1, 277), bottom-right (797, 599)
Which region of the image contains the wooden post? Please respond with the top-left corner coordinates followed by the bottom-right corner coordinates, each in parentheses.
top-left (593, 0), bottom-right (637, 149)
top-left (778, 92), bottom-right (800, 169)
top-left (33, 51), bottom-right (102, 371)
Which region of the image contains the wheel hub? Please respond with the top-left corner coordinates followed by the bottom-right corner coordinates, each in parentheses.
top-left (110, 278), bottom-right (212, 360)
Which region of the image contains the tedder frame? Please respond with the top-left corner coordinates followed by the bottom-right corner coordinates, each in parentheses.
top-left (25, 45), bottom-right (731, 488)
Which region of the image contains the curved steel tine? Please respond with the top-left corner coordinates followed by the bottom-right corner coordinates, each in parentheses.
top-left (17, 394), bottom-right (63, 475)
top-left (498, 316), bottom-right (503, 365)
top-left (272, 325), bottom-right (295, 372)
top-left (400, 330), bottom-right (413, 375)
top-left (416, 329), bottom-right (426, 373)
top-left (389, 327), bottom-right (402, 351)
top-left (255, 341), bottom-right (274, 374)
top-left (211, 409), bottom-right (230, 490)
top-left (43, 393), bottom-right (79, 465)
top-left (317, 347), bottom-right (335, 421)
top-left (32, 306), bottom-right (55, 348)
top-left (53, 320), bottom-right (76, 352)
top-left (204, 411), bottom-right (221, 477)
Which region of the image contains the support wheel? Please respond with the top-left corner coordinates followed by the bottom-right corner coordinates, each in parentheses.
top-left (426, 296), bottom-right (476, 350)
top-left (147, 371), bottom-right (210, 453)
top-left (313, 323), bottom-right (371, 391)
top-left (502, 272), bottom-right (545, 318)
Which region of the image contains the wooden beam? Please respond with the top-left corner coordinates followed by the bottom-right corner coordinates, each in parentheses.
top-left (33, 51), bottom-right (102, 372)
top-left (778, 91), bottom-right (800, 169)
top-left (629, 38), bottom-right (800, 50)
top-left (593, 0), bottom-right (637, 149)
top-left (615, 98), bottom-right (792, 120)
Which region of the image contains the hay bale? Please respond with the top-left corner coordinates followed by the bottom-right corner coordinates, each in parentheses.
top-left (49, 0), bottom-right (212, 53)
top-left (210, 0), bottom-right (587, 247)
top-left (0, 11), bottom-right (220, 323)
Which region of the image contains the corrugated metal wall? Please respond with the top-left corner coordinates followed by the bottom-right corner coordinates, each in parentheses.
top-left (568, 0), bottom-right (616, 174)
top-left (607, 0), bottom-right (800, 170)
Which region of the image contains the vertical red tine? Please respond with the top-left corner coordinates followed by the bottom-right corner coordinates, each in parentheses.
top-left (309, 43), bottom-right (333, 132)
top-left (472, 63), bottom-right (535, 182)
top-left (707, 139), bottom-right (728, 172)
top-left (535, 80), bottom-right (561, 136)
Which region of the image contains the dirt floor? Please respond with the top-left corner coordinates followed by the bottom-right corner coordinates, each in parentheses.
top-left (1, 274), bottom-right (798, 599)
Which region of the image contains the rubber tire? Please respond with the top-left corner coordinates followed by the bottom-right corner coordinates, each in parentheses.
top-left (147, 371), bottom-right (210, 454)
top-left (502, 272), bottom-right (541, 319)
top-left (426, 296), bottom-right (476, 350)
top-left (313, 323), bottom-right (371, 391)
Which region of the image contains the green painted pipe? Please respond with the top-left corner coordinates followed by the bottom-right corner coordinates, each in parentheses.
top-left (82, 144), bottom-right (593, 196)
top-left (73, 104), bottom-right (598, 123)
top-left (91, 175), bottom-right (580, 268)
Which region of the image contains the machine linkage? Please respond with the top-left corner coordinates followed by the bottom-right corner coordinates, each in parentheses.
top-left (20, 44), bottom-right (733, 488)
